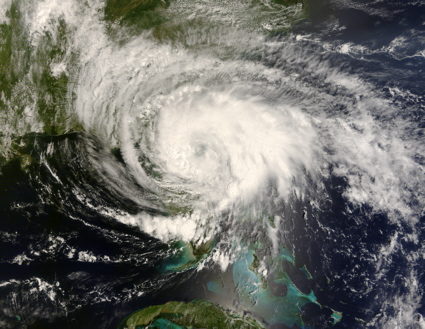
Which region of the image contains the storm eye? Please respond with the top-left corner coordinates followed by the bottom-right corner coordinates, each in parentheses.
top-left (194, 144), bottom-right (207, 157)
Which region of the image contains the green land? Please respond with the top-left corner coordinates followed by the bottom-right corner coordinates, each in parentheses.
top-left (159, 239), bottom-right (215, 272)
top-left (118, 300), bottom-right (263, 329)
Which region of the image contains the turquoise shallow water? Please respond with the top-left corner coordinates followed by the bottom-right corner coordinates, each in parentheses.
top-left (158, 241), bottom-right (197, 273)
top-left (233, 246), bottom-right (320, 328)
top-left (148, 318), bottom-right (185, 329)
top-left (206, 279), bottom-right (227, 296)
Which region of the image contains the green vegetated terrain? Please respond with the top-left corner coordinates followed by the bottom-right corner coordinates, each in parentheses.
top-left (0, 0), bottom-right (308, 166)
top-left (159, 239), bottom-right (215, 272)
top-left (105, 0), bottom-right (170, 38)
top-left (0, 1), bottom-right (82, 165)
top-left (104, 0), bottom-right (309, 46)
top-left (118, 300), bottom-right (263, 329)
top-left (104, 0), bottom-right (170, 21)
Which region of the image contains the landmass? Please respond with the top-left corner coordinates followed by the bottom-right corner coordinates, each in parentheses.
top-left (159, 238), bottom-right (214, 272)
top-left (118, 300), bottom-right (263, 329)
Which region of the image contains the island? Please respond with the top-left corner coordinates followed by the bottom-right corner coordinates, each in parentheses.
top-left (118, 300), bottom-right (263, 329)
